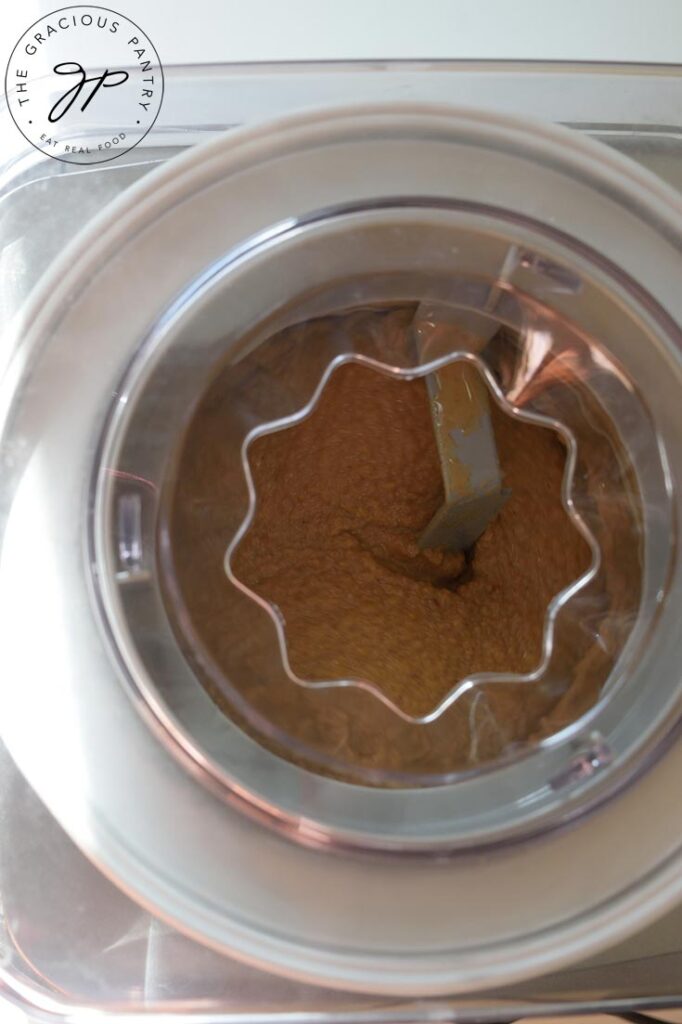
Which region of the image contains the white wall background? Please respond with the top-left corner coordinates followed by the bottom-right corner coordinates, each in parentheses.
top-left (1, 0), bottom-right (682, 66)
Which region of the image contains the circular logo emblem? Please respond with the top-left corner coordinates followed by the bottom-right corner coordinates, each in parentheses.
top-left (5, 5), bottom-right (164, 165)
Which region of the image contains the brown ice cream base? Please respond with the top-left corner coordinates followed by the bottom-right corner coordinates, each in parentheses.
top-left (232, 361), bottom-right (591, 719)
top-left (164, 312), bottom-right (620, 783)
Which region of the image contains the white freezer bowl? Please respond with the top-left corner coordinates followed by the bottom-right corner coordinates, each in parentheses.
top-left (1, 60), bottom-right (681, 1019)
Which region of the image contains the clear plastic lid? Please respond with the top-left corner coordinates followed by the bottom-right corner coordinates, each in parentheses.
top-left (78, 106), bottom-right (682, 850)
